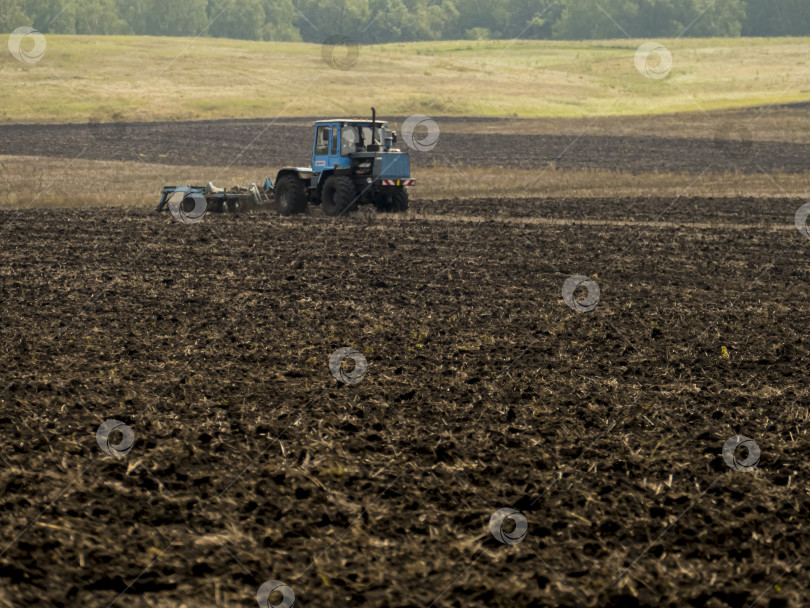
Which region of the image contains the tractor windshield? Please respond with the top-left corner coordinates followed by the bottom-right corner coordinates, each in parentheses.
top-left (341, 124), bottom-right (384, 155)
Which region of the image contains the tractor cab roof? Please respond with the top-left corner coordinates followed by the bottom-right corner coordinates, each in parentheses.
top-left (313, 119), bottom-right (388, 126)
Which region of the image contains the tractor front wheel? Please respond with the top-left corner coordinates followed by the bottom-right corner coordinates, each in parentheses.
top-left (321, 175), bottom-right (357, 216)
top-left (274, 175), bottom-right (308, 216)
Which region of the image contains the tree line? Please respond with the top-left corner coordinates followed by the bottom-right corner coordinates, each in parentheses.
top-left (1, 0), bottom-right (808, 42)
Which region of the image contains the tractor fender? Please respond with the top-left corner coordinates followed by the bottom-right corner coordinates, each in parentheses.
top-left (315, 167), bottom-right (352, 188)
top-left (275, 167), bottom-right (313, 182)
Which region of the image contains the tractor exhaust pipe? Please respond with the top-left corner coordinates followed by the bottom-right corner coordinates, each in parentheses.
top-left (369, 107), bottom-right (380, 151)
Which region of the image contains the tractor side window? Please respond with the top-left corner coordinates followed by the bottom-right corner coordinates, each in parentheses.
top-left (341, 126), bottom-right (358, 156)
top-left (360, 127), bottom-right (381, 147)
top-left (331, 127), bottom-right (338, 156)
top-left (315, 126), bottom-right (330, 156)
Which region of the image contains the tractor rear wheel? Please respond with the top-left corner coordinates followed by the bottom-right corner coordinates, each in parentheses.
top-left (322, 175), bottom-right (357, 216)
top-left (274, 175), bottom-right (307, 216)
top-left (390, 186), bottom-right (409, 212)
top-left (373, 187), bottom-right (409, 213)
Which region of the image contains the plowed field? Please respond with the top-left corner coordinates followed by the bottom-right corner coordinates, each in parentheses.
top-left (2, 117), bottom-right (810, 174)
top-left (1, 192), bottom-right (809, 607)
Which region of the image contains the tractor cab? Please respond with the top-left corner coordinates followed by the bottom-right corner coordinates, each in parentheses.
top-left (311, 119), bottom-right (393, 173)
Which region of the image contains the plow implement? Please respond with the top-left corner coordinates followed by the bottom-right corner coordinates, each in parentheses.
top-left (156, 180), bottom-right (274, 218)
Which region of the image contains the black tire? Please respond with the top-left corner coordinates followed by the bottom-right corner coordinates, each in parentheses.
top-left (372, 191), bottom-right (392, 212)
top-left (321, 175), bottom-right (357, 216)
top-left (274, 175), bottom-right (308, 216)
top-left (390, 187), bottom-right (409, 212)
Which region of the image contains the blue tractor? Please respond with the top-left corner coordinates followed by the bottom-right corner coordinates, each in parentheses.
top-left (157, 109), bottom-right (414, 218)
top-left (274, 108), bottom-right (414, 216)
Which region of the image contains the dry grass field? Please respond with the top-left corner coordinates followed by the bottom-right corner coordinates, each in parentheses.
top-left (1, 155), bottom-right (808, 209)
top-left (0, 36), bottom-right (809, 123)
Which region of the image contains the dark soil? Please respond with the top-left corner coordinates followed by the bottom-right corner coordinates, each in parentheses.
top-left (1, 199), bottom-right (808, 607)
top-left (1, 118), bottom-right (808, 174)
top-left (424, 195), bottom-right (805, 225)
